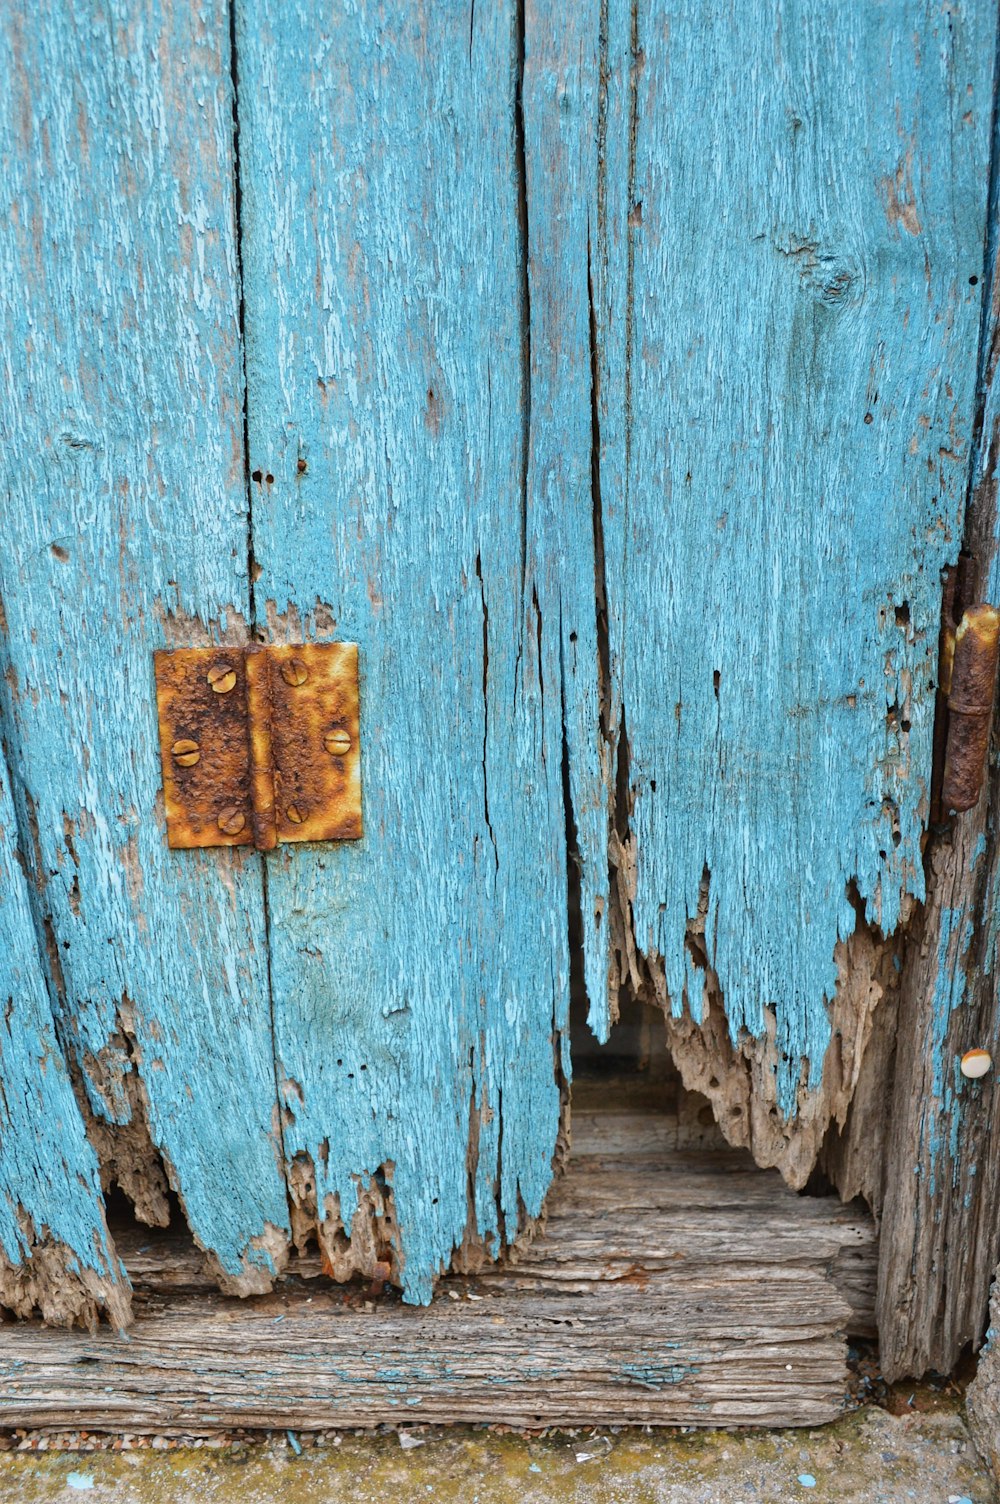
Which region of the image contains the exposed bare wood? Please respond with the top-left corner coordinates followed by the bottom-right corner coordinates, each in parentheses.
top-left (610, 836), bottom-right (908, 1193)
top-left (0, 1106), bottom-right (875, 1431)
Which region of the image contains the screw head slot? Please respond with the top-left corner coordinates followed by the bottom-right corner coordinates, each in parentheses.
top-left (217, 806), bottom-right (246, 835)
top-left (208, 664), bottom-right (237, 694)
top-left (324, 728), bottom-right (352, 757)
top-left (281, 659), bottom-right (309, 687)
top-left (171, 738), bottom-right (200, 767)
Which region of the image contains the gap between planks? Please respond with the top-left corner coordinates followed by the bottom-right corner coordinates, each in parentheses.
top-left (0, 1099), bottom-right (876, 1432)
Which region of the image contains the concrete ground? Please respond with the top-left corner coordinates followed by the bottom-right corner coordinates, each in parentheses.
top-left (0, 1401), bottom-right (994, 1504)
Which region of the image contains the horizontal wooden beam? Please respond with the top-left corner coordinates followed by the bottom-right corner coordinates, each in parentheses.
top-left (0, 1108), bottom-right (875, 1431)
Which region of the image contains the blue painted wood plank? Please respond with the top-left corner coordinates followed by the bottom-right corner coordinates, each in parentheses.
top-left (235, 0), bottom-right (578, 1301)
top-left (585, 0), bottom-right (997, 1125)
top-left (874, 54), bottom-right (1000, 1380)
top-left (0, 1), bottom-right (289, 1289)
top-left (0, 736), bottom-right (130, 1326)
top-left (521, 0), bottom-right (609, 1042)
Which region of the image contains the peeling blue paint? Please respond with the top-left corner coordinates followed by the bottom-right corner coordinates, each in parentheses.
top-left (235, 0), bottom-right (574, 1302)
top-left (0, 0), bottom-right (996, 1312)
top-left (589, 0), bottom-right (994, 1120)
top-left (618, 1361), bottom-right (697, 1389)
top-left (0, 0), bottom-right (289, 1290)
top-left (0, 744), bottom-right (129, 1319)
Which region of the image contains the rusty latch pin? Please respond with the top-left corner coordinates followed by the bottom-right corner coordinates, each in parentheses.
top-left (941, 603), bottom-right (1000, 814)
top-left (245, 645), bottom-right (278, 852)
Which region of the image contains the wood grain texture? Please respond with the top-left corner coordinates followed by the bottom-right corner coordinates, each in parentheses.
top-left (0, 742), bottom-right (130, 1328)
top-left (0, 0), bottom-right (994, 1370)
top-left (584, 0), bottom-right (996, 1171)
top-left (0, 0), bottom-right (289, 1292)
top-left (876, 85), bottom-right (1000, 1381)
top-left (234, 0), bottom-right (581, 1301)
top-left (0, 1108), bottom-right (875, 1430)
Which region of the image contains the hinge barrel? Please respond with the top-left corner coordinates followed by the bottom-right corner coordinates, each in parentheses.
top-left (941, 604), bottom-right (1000, 814)
top-left (245, 645), bottom-right (278, 852)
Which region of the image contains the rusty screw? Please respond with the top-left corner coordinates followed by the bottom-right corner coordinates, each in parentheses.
top-left (217, 806), bottom-right (246, 835)
top-left (324, 728), bottom-right (352, 757)
top-left (171, 738), bottom-right (201, 767)
top-left (281, 658), bottom-right (309, 687)
top-left (286, 805), bottom-right (304, 824)
top-left (208, 663), bottom-right (237, 694)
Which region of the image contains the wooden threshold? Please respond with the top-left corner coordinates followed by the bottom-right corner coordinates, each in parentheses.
top-left (0, 1100), bottom-right (876, 1432)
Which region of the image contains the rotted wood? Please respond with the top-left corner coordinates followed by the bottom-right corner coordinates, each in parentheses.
top-left (0, 1101), bottom-right (875, 1432)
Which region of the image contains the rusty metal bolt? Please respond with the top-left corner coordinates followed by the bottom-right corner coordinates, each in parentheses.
top-left (207, 663), bottom-right (237, 694)
top-left (281, 658), bottom-right (309, 687)
top-left (324, 728), bottom-right (352, 757)
top-left (170, 738), bottom-right (200, 767)
top-left (217, 806), bottom-right (246, 835)
top-left (286, 805), bottom-right (304, 824)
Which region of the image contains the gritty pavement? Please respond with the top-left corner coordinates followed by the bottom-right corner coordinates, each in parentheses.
top-left (0, 1402), bottom-right (994, 1504)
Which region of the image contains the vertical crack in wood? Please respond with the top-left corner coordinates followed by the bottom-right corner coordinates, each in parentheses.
top-left (475, 553), bottom-right (499, 874)
top-left (514, 0), bottom-right (531, 597)
top-left (588, 243), bottom-right (612, 743)
top-left (560, 598), bottom-right (588, 1063)
top-left (587, 232), bottom-right (614, 1048)
top-left (227, 0), bottom-right (294, 1261)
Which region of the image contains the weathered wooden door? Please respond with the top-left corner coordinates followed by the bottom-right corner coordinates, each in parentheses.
top-left (2, 0), bottom-right (999, 1382)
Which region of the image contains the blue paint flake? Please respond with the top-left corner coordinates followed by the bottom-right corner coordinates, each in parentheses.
top-left (65, 1473), bottom-right (95, 1492)
top-left (619, 1360), bottom-right (694, 1388)
top-left (797, 1476), bottom-right (817, 1490)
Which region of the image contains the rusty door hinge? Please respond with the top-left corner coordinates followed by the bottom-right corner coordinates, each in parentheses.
top-left (939, 604), bottom-right (1000, 815)
top-left (153, 642), bottom-right (362, 850)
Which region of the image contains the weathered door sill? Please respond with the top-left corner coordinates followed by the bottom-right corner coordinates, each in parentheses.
top-left (0, 1097), bottom-right (875, 1432)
